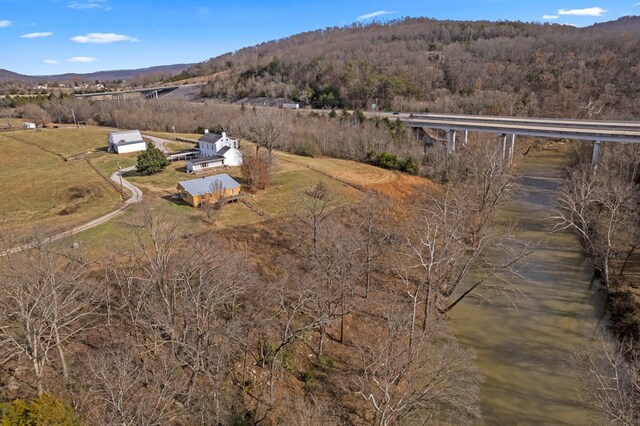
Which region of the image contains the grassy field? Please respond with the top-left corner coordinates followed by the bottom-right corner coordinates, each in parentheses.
top-left (0, 129), bottom-right (122, 243)
top-left (4, 127), bottom-right (112, 158)
top-left (144, 131), bottom-right (201, 141)
top-left (164, 141), bottom-right (198, 152)
top-left (0, 118), bottom-right (27, 130)
top-left (1, 124), bottom-right (431, 256)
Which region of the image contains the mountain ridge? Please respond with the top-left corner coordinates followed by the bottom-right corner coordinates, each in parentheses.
top-left (0, 63), bottom-right (195, 83)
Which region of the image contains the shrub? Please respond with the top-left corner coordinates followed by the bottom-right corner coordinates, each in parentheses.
top-left (365, 150), bottom-right (419, 175)
top-left (136, 143), bottom-right (169, 175)
top-left (0, 394), bottom-right (80, 426)
top-left (294, 141), bottom-right (320, 158)
top-left (241, 154), bottom-right (271, 190)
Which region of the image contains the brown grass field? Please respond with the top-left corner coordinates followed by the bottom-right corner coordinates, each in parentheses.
top-left (1, 125), bottom-right (435, 255)
top-left (0, 129), bottom-right (122, 243)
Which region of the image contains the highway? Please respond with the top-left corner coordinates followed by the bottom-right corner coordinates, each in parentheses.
top-left (379, 113), bottom-right (640, 144)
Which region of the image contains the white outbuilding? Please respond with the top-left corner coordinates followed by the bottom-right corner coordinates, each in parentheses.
top-left (22, 122), bottom-right (36, 129)
top-left (108, 130), bottom-right (147, 154)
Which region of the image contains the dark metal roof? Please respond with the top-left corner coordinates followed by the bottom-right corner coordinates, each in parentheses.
top-left (186, 155), bottom-right (224, 165)
top-left (198, 133), bottom-right (223, 143)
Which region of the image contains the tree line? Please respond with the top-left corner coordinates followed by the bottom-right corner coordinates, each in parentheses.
top-left (187, 18), bottom-right (640, 120)
top-left (553, 141), bottom-right (640, 424)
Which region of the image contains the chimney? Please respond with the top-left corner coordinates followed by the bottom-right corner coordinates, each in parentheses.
top-left (204, 129), bottom-right (209, 134)
top-left (222, 131), bottom-right (226, 138)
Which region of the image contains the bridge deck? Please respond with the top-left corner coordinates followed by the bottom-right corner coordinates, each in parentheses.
top-left (404, 115), bottom-right (640, 143)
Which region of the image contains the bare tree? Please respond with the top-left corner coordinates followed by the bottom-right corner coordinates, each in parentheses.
top-left (353, 307), bottom-right (480, 426)
top-left (572, 334), bottom-right (640, 425)
top-left (355, 196), bottom-right (392, 298)
top-left (21, 103), bottom-right (51, 127)
top-left (86, 344), bottom-right (182, 426)
top-left (552, 144), bottom-right (640, 287)
top-left (241, 153), bottom-right (272, 190)
top-left (243, 108), bottom-right (291, 158)
top-left (0, 239), bottom-right (97, 395)
top-left (291, 181), bottom-right (337, 257)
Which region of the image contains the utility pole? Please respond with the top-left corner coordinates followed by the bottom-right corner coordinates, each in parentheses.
top-left (71, 108), bottom-right (78, 128)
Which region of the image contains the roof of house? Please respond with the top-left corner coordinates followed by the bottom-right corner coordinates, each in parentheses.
top-left (198, 133), bottom-right (224, 143)
top-left (217, 146), bottom-right (231, 156)
top-left (186, 155), bottom-right (225, 165)
top-left (178, 173), bottom-right (240, 196)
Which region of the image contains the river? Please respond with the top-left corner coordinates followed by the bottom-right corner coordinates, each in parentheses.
top-left (449, 146), bottom-right (607, 424)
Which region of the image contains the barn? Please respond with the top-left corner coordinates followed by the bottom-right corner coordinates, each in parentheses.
top-left (108, 130), bottom-right (147, 154)
top-left (176, 173), bottom-right (243, 207)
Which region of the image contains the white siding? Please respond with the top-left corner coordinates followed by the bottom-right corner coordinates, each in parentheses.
top-left (222, 148), bottom-right (243, 167)
top-left (115, 142), bottom-right (146, 154)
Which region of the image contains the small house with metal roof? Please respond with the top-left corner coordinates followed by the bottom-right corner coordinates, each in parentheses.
top-left (108, 130), bottom-right (146, 154)
top-left (176, 173), bottom-right (242, 207)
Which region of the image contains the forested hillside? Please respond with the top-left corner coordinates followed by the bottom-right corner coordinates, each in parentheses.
top-left (192, 18), bottom-right (640, 119)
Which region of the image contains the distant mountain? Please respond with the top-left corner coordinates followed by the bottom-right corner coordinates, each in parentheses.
top-left (0, 69), bottom-right (31, 83)
top-left (588, 15), bottom-right (640, 32)
top-left (0, 63), bottom-right (195, 84)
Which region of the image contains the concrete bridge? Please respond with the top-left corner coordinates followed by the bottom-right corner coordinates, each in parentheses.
top-left (394, 113), bottom-right (640, 169)
top-left (74, 83), bottom-right (205, 101)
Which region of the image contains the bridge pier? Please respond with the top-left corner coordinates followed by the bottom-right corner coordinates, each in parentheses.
top-left (591, 140), bottom-right (601, 171)
top-left (497, 134), bottom-right (515, 165)
top-left (446, 130), bottom-right (457, 154)
top-left (507, 134), bottom-right (515, 165)
top-left (462, 130), bottom-right (468, 146)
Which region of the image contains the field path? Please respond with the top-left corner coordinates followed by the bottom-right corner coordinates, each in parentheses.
top-left (1, 166), bottom-right (142, 256)
top-left (143, 134), bottom-right (171, 153)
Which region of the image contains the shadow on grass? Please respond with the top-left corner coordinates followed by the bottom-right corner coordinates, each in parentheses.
top-left (161, 194), bottom-right (191, 207)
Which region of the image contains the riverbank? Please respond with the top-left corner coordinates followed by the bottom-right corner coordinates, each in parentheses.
top-left (449, 145), bottom-right (607, 424)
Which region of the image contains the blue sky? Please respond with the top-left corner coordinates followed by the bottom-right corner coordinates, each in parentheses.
top-left (0, 0), bottom-right (639, 76)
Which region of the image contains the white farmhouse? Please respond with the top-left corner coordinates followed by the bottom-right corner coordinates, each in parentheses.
top-left (196, 132), bottom-right (243, 167)
top-left (108, 130), bottom-right (147, 154)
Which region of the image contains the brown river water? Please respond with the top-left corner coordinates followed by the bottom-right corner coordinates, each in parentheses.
top-left (450, 146), bottom-right (607, 424)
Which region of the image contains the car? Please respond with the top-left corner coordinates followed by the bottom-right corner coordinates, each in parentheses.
top-left (392, 111), bottom-right (400, 115)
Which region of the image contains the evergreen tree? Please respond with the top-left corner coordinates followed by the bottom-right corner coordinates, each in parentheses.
top-left (136, 142), bottom-right (169, 175)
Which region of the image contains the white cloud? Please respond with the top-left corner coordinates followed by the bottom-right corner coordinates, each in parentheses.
top-left (357, 10), bottom-right (396, 21)
top-left (542, 15), bottom-right (559, 20)
top-left (43, 59), bottom-right (59, 64)
top-left (67, 56), bottom-right (97, 63)
top-left (21, 32), bottom-right (53, 39)
top-left (71, 32), bottom-right (138, 44)
top-left (0, 20), bottom-right (12, 28)
top-left (68, 0), bottom-right (109, 10)
top-left (558, 7), bottom-right (607, 17)
top-left (635, 2), bottom-right (640, 6)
